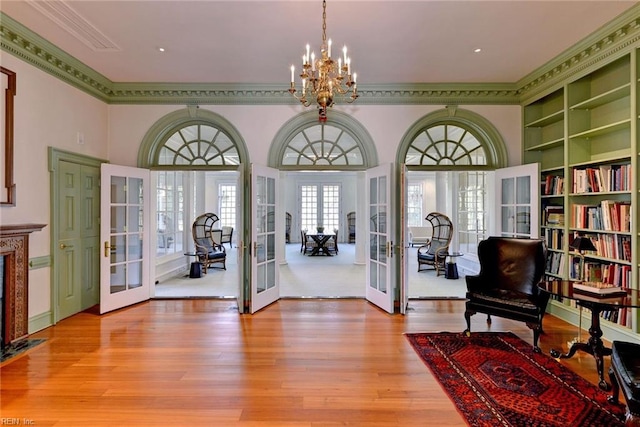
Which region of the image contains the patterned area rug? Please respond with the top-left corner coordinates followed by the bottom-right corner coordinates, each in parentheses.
top-left (1, 339), bottom-right (46, 363)
top-left (406, 332), bottom-right (625, 426)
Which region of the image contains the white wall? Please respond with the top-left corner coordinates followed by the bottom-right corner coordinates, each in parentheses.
top-left (0, 55), bottom-right (108, 322)
top-left (3, 52), bottom-right (523, 327)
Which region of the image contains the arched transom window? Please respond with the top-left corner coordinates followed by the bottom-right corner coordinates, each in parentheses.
top-left (158, 124), bottom-right (240, 166)
top-left (405, 124), bottom-right (487, 166)
top-left (283, 123), bottom-right (364, 167)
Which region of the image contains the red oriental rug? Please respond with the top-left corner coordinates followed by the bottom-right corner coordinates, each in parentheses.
top-left (406, 332), bottom-right (625, 427)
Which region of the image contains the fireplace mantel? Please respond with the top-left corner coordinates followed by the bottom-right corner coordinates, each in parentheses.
top-left (0, 223), bottom-right (46, 345)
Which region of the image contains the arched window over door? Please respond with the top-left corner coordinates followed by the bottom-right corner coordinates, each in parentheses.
top-left (398, 107), bottom-right (507, 257)
top-left (137, 106), bottom-right (249, 271)
top-left (269, 111), bottom-right (378, 248)
top-left (269, 110), bottom-right (377, 170)
top-left (138, 107), bottom-right (248, 169)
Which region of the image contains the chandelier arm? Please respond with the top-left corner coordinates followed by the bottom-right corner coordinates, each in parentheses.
top-left (288, 0), bottom-right (358, 120)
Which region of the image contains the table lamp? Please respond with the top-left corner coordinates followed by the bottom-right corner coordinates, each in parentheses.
top-left (568, 235), bottom-right (596, 346)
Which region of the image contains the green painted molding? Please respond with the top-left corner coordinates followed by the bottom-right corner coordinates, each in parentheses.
top-left (29, 255), bottom-right (51, 270)
top-left (2, 5), bottom-right (640, 106)
top-left (0, 13), bottom-right (112, 102)
top-left (110, 82), bottom-right (520, 105)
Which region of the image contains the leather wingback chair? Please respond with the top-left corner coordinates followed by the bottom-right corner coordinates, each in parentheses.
top-left (464, 237), bottom-right (549, 352)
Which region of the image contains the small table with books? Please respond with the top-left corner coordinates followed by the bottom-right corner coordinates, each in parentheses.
top-left (538, 280), bottom-right (639, 391)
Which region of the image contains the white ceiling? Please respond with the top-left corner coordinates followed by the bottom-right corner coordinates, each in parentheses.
top-left (1, 1), bottom-right (636, 85)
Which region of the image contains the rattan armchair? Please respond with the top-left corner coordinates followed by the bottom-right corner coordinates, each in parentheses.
top-left (417, 212), bottom-right (453, 276)
top-left (192, 213), bottom-right (227, 272)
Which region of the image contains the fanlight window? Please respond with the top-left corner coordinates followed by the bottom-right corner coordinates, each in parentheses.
top-left (158, 124), bottom-right (240, 166)
top-left (405, 124), bottom-right (486, 166)
top-left (283, 124), bottom-right (364, 166)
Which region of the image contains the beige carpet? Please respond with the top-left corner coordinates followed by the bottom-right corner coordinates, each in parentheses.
top-left (154, 244), bottom-right (466, 299)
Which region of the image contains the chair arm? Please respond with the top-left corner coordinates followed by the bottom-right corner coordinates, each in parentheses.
top-left (434, 245), bottom-right (449, 259)
top-left (416, 240), bottom-right (432, 254)
top-left (465, 274), bottom-right (488, 292)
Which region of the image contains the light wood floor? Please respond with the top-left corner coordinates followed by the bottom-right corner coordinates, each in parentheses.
top-left (1, 299), bottom-right (613, 426)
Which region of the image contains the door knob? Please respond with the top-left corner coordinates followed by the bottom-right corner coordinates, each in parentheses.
top-left (59, 243), bottom-right (73, 249)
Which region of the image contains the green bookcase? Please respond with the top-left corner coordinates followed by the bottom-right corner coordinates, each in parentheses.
top-left (524, 50), bottom-right (639, 339)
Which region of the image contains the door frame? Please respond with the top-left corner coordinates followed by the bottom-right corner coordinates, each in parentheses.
top-left (48, 147), bottom-right (107, 323)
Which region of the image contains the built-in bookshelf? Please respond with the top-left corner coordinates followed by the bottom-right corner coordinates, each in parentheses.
top-left (523, 50), bottom-right (638, 336)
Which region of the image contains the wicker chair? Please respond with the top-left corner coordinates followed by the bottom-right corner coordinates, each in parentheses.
top-left (192, 213), bottom-right (227, 272)
top-left (220, 226), bottom-right (233, 248)
top-left (417, 212), bottom-right (453, 276)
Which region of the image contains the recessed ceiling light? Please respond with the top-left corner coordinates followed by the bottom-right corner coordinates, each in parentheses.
top-left (474, 48), bottom-right (482, 53)
top-left (158, 47), bottom-right (166, 52)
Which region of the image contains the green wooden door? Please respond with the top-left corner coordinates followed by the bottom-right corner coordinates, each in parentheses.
top-left (57, 161), bottom-right (100, 320)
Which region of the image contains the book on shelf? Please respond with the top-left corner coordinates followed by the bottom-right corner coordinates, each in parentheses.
top-left (544, 205), bottom-right (564, 226)
top-left (543, 175), bottom-right (564, 195)
top-left (572, 164), bottom-right (631, 193)
top-left (573, 282), bottom-right (625, 295)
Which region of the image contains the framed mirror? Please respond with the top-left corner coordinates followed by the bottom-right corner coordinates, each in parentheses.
top-left (1, 67), bottom-right (16, 206)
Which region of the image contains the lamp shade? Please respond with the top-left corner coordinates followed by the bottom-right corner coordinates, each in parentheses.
top-left (570, 236), bottom-right (596, 252)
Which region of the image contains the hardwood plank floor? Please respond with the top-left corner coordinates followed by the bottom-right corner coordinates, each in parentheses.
top-left (1, 299), bottom-right (612, 426)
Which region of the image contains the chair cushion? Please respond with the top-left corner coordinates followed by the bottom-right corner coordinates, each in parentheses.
top-left (207, 250), bottom-right (226, 260)
top-left (612, 341), bottom-right (640, 395)
top-left (466, 289), bottom-right (540, 316)
top-left (417, 252), bottom-right (435, 262)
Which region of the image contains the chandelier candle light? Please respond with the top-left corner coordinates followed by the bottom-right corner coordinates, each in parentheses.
top-left (289, 0), bottom-right (358, 121)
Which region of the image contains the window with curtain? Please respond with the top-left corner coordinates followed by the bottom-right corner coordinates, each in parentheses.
top-left (457, 171), bottom-right (487, 255)
top-left (156, 171), bottom-right (185, 256)
top-left (407, 184), bottom-right (423, 227)
top-left (405, 123), bottom-right (490, 256)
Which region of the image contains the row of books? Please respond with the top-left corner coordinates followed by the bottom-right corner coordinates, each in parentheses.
top-left (581, 233), bottom-right (632, 262)
top-left (600, 306), bottom-right (631, 327)
top-left (572, 163), bottom-right (632, 194)
top-left (544, 205), bottom-right (565, 226)
top-left (542, 175), bottom-right (564, 195)
top-left (545, 252), bottom-right (565, 276)
top-left (544, 228), bottom-right (564, 250)
top-left (582, 261), bottom-right (632, 288)
top-left (572, 200), bottom-right (631, 232)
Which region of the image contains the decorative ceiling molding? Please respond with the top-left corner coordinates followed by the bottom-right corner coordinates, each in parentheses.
top-left (26, 0), bottom-right (120, 51)
top-left (108, 82), bottom-right (520, 105)
top-left (517, 5), bottom-right (640, 104)
top-left (2, 6), bottom-right (640, 106)
top-left (0, 13), bottom-right (112, 102)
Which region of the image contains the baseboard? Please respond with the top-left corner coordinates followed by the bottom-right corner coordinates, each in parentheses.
top-left (29, 310), bottom-right (53, 334)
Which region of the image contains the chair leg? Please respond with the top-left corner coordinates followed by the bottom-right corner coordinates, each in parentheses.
top-left (464, 310), bottom-right (473, 336)
top-left (608, 367), bottom-right (620, 404)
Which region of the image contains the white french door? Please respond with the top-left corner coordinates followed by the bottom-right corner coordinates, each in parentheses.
top-left (100, 164), bottom-right (151, 314)
top-left (365, 163), bottom-right (395, 313)
top-left (494, 163), bottom-right (540, 238)
top-left (250, 164), bottom-right (280, 313)
top-left (236, 166), bottom-right (245, 313)
top-left (400, 164), bottom-right (409, 314)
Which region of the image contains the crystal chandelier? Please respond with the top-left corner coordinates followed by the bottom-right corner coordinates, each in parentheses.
top-left (288, 0), bottom-right (358, 121)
